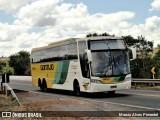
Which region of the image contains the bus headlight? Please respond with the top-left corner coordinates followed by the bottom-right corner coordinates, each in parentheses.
top-left (125, 77), bottom-right (131, 81)
top-left (91, 79), bottom-right (102, 84)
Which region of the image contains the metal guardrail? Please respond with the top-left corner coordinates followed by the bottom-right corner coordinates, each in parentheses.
top-left (132, 78), bottom-right (160, 83)
top-left (132, 78), bottom-right (160, 89)
top-left (2, 83), bottom-right (22, 106)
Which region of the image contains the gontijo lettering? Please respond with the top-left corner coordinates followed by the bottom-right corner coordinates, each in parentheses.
top-left (40, 64), bottom-right (54, 70)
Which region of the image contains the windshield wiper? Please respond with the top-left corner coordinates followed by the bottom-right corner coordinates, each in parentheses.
top-left (112, 56), bottom-right (124, 75)
top-left (105, 40), bottom-right (111, 50)
top-left (102, 56), bottom-right (124, 76)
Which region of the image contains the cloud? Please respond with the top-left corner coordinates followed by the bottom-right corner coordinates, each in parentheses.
top-left (57, 3), bottom-right (88, 18)
top-left (0, 22), bottom-right (30, 42)
top-left (149, 0), bottom-right (160, 11)
top-left (14, 0), bottom-right (61, 27)
top-left (0, 0), bottom-right (144, 56)
top-left (121, 16), bottom-right (160, 46)
top-left (0, 32), bottom-right (41, 56)
top-left (17, 33), bottom-right (41, 48)
top-left (0, 0), bottom-right (28, 13)
top-left (55, 11), bottom-right (135, 38)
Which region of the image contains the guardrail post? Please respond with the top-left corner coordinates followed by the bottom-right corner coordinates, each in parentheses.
top-left (134, 82), bottom-right (137, 89)
top-left (152, 83), bottom-right (155, 87)
top-left (6, 73), bottom-right (10, 83)
top-left (2, 74), bottom-right (5, 83)
top-left (3, 85), bottom-right (6, 94)
top-left (6, 90), bottom-right (11, 97)
top-left (1, 82), bottom-right (2, 91)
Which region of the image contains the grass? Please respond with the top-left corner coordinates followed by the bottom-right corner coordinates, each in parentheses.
top-left (0, 94), bottom-right (20, 111)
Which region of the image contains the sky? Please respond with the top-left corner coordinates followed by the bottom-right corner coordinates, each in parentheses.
top-left (0, 0), bottom-right (160, 56)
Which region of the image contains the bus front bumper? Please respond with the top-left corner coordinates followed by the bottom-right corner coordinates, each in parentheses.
top-left (89, 81), bottom-right (131, 93)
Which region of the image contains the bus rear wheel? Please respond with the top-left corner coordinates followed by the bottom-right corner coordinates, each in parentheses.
top-left (42, 80), bottom-right (47, 92)
top-left (38, 79), bottom-right (43, 90)
top-left (74, 82), bottom-right (80, 96)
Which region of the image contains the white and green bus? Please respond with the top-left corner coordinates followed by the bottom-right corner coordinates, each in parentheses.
top-left (31, 36), bottom-right (136, 95)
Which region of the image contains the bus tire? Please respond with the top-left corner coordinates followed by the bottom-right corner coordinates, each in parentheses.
top-left (38, 79), bottom-right (43, 90)
top-left (108, 91), bottom-right (115, 95)
top-left (74, 81), bottom-right (80, 96)
top-left (42, 79), bottom-right (47, 92)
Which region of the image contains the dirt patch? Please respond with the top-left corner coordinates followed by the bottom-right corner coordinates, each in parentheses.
top-left (16, 91), bottom-right (90, 111)
top-left (23, 99), bottom-right (87, 107)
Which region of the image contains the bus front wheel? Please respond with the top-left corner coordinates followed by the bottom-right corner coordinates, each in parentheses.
top-left (108, 91), bottom-right (115, 95)
top-left (74, 81), bottom-right (80, 96)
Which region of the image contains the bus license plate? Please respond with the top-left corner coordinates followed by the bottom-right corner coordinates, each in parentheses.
top-left (111, 85), bottom-right (117, 88)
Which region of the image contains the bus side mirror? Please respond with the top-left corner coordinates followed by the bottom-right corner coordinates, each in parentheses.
top-left (128, 47), bottom-right (136, 61)
top-left (85, 49), bottom-right (92, 62)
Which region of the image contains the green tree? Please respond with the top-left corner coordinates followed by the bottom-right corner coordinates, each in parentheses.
top-left (122, 35), bottom-right (140, 47)
top-left (154, 45), bottom-right (160, 60)
top-left (123, 35), bottom-right (153, 58)
top-left (0, 59), bottom-right (7, 75)
top-left (0, 60), bottom-right (6, 66)
top-left (123, 35), bottom-right (154, 78)
top-left (153, 45), bottom-right (160, 78)
top-left (9, 51), bottom-right (30, 75)
top-left (86, 32), bottom-right (114, 37)
top-left (0, 58), bottom-right (14, 75)
top-left (157, 44), bottom-right (160, 48)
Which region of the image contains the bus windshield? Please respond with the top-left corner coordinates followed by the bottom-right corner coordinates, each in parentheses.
top-left (91, 50), bottom-right (130, 77)
top-left (89, 39), bottom-right (130, 77)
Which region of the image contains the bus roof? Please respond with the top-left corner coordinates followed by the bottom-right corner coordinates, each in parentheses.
top-left (31, 36), bottom-right (123, 52)
top-left (48, 38), bottom-right (78, 46)
top-left (78, 36), bottom-right (122, 41)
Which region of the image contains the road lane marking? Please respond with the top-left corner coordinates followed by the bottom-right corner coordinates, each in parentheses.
top-left (117, 92), bottom-right (160, 98)
top-left (9, 83), bottom-right (33, 86)
top-left (77, 98), bottom-right (160, 111)
top-left (10, 79), bottom-right (32, 81)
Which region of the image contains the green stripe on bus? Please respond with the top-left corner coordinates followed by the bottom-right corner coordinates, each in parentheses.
top-left (112, 76), bottom-right (125, 82)
top-left (53, 61), bottom-right (70, 84)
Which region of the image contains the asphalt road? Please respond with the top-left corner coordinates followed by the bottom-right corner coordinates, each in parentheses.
top-left (1, 76), bottom-right (160, 111)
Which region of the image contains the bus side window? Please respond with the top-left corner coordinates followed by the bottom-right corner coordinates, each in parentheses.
top-left (83, 53), bottom-right (90, 78)
top-left (79, 41), bottom-right (90, 78)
